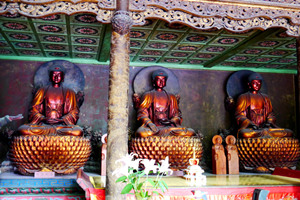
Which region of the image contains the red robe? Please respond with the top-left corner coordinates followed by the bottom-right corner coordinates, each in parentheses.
top-left (29, 86), bottom-right (79, 125)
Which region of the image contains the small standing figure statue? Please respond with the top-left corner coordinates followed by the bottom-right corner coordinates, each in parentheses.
top-left (225, 135), bottom-right (239, 174)
top-left (212, 135), bottom-right (226, 174)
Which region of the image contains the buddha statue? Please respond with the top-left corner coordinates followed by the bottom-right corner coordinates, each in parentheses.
top-left (10, 61), bottom-right (91, 175)
top-left (235, 72), bottom-right (293, 138)
top-left (130, 67), bottom-right (202, 170)
top-left (18, 65), bottom-right (83, 136)
top-left (226, 70), bottom-right (299, 172)
top-left (135, 69), bottom-right (195, 138)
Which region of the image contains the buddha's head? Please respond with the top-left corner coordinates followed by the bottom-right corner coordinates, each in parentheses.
top-left (152, 69), bottom-right (168, 90)
top-left (247, 72), bottom-right (263, 93)
top-left (49, 65), bottom-right (65, 87)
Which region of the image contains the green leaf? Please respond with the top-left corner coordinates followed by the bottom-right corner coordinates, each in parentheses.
top-left (121, 184), bottom-right (133, 194)
top-left (158, 181), bottom-right (166, 193)
top-left (161, 180), bottom-right (169, 190)
top-left (152, 191), bottom-right (162, 197)
top-left (147, 178), bottom-right (156, 187)
top-left (116, 176), bottom-right (127, 183)
top-left (137, 182), bottom-right (143, 190)
top-left (138, 171), bottom-right (146, 177)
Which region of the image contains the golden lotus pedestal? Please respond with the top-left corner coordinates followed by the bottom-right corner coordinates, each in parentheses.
top-left (9, 135), bottom-right (91, 175)
top-left (130, 136), bottom-right (203, 170)
top-left (237, 137), bottom-right (300, 172)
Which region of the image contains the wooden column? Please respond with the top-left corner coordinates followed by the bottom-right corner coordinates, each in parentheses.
top-left (296, 38), bottom-right (300, 139)
top-left (105, 0), bottom-right (132, 199)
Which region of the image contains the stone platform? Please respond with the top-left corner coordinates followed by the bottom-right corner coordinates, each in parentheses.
top-left (0, 171), bottom-right (87, 200)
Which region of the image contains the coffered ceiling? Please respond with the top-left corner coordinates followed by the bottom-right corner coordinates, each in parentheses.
top-left (0, 12), bottom-right (297, 73)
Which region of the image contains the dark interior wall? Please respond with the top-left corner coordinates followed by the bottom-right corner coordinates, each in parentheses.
top-left (0, 60), bottom-right (110, 134)
top-left (129, 67), bottom-right (296, 137)
top-left (0, 60), bottom-right (296, 158)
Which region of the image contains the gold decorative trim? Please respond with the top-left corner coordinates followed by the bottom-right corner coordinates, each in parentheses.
top-left (132, 6), bottom-right (300, 37)
top-left (0, 2), bottom-right (113, 23)
top-left (1, 1), bottom-right (300, 36)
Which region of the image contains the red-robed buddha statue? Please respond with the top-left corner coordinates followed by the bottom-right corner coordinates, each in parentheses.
top-left (135, 69), bottom-right (195, 138)
top-left (235, 72), bottom-right (293, 138)
top-left (18, 65), bottom-right (83, 136)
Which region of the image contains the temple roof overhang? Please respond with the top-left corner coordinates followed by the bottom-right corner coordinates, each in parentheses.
top-left (0, 0), bottom-right (299, 73)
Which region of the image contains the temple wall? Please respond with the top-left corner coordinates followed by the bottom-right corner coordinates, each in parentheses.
top-left (0, 60), bottom-right (296, 167)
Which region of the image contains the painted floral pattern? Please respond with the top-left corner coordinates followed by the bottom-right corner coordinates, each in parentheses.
top-left (20, 50), bottom-right (39, 55)
top-left (41, 15), bottom-right (61, 21)
top-left (139, 57), bottom-right (156, 62)
top-left (206, 46), bottom-right (225, 52)
top-left (49, 52), bottom-right (67, 57)
top-left (186, 35), bottom-right (208, 42)
top-left (9, 33), bottom-right (32, 40)
top-left (164, 58), bottom-right (181, 63)
top-left (16, 42), bottom-right (35, 48)
top-left (75, 38), bottom-right (97, 44)
top-left (130, 31), bottom-right (145, 38)
top-left (75, 54), bottom-right (93, 58)
top-left (75, 14), bottom-right (97, 23)
top-left (218, 38), bottom-right (239, 44)
top-left (75, 27), bottom-right (98, 35)
top-left (148, 43), bottom-right (168, 49)
top-left (45, 44), bottom-right (65, 50)
top-left (178, 46), bottom-right (198, 51)
top-left (188, 60), bottom-right (204, 64)
top-left (3, 22), bottom-right (27, 30)
top-left (130, 41), bottom-right (142, 47)
top-left (243, 49), bottom-right (262, 54)
top-left (258, 40), bottom-right (279, 47)
top-left (75, 46), bottom-right (94, 52)
top-left (141, 50), bottom-right (163, 56)
top-left (43, 36), bottom-right (65, 43)
top-left (156, 33), bottom-right (179, 41)
top-left (170, 52), bottom-right (188, 57)
top-left (38, 25), bottom-right (62, 32)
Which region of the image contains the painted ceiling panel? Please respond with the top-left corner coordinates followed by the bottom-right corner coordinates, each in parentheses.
top-left (0, 13), bottom-right (297, 73)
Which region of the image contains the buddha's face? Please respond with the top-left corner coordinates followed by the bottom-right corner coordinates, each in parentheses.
top-left (249, 79), bottom-right (262, 92)
top-left (154, 76), bottom-right (166, 89)
top-left (50, 71), bottom-right (64, 85)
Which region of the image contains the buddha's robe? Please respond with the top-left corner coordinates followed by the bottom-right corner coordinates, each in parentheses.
top-left (18, 86), bottom-right (83, 136)
top-left (135, 89), bottom-right (195, 137)
top-left (235, 92), bottom-right (292, 138)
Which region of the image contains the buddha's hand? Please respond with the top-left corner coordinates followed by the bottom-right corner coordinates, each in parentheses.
top-left (46, 118), bottom-right (63, 124)
top-left (148, 122), bottom-right (159, 133)
top-left (159, 118), bottom-right (174, 126)
top-left (250, 124), bottom-right (258, 130)
top-left (265, 122), bottom-right (278, 128)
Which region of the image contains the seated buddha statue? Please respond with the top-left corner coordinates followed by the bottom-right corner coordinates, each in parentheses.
top-left (135, 69), bottom-right (195, 138)
top-left (235, 72), bottom-right (293, 138)
top-left (18, 65), bottom-right (83, 136)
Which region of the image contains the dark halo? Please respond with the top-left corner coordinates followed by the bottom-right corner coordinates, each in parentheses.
top-left (133, 66), bottom-right (180, 96)
top-left (34, 60), bottom-right (85, 93)
top-left (226, 70), bottom-right (267, 99)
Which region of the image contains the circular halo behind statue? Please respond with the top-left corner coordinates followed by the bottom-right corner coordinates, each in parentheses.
top-left (226, 70), bottom-right (267, 99)
top-left (34, 60), bottom-right (85, 93)
top-left (133, 65), bottom-right (180, 96)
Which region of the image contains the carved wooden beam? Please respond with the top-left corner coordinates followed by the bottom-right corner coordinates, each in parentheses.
top-left (1, 0), bottom-right (300, 36)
